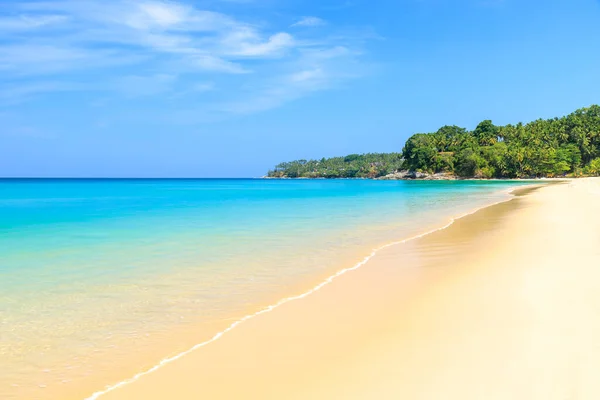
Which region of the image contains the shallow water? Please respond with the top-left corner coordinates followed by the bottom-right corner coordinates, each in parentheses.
top-left (0, 179), bottom-right (530, 399)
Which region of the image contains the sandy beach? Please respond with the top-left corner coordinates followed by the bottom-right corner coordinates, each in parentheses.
top-left (87, 178), bottom-right (600, 400)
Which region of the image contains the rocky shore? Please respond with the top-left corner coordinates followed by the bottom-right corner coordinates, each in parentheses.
top-left (376, 171), bottom-right (458, 180)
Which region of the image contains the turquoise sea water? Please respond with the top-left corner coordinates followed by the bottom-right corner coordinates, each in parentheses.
top-left (0, 179), bottom-right (530, 399)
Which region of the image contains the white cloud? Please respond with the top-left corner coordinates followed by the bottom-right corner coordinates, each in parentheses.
top-left (3, 0), bottom-right (291, 74)
top-left (290, 69), bottom-right (324, 83)
top-left (0, 1), bottom-right (374, 116)
top-left (226, 32), bottom-right (294, 57)
top-left (192, 55), bottom-right (249, 74)
top-left (135, 2), bottom-right (189, 28)
top-left (218, 45), bottom-right (363, 115)
top-left (292, 17), bottom-right (326, 27)
top-left (0, 44), bottom-right (147, 76)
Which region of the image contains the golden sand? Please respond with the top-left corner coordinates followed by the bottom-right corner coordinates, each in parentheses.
top-left (86, 178), bottom-right (600, 400)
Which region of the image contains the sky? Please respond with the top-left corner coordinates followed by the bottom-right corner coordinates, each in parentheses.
top-left (1, 0), bottom-right (599, 177)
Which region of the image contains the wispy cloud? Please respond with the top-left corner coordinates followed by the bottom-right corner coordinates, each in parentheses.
top-left (0, 14), bottom-right (68, 30)
top-left (2, 1), bottom-right (294, 75)
top-left (217, 46), bottom-right (364, 116)
top-left (1, 1), bottom-right (374, 117)
top-left (221, 31), bottom-right (294, 57)
top-left (0, 44), bottom-right (146, 77)
top-left (292, 17), bottom-right (326, 27)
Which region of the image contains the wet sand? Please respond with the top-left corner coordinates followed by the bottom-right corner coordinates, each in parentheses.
top-left (91, 178), bottom-right (600, 400)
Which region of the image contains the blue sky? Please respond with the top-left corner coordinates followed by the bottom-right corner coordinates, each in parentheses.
top-left (1, 0), bottom-right (599, 177)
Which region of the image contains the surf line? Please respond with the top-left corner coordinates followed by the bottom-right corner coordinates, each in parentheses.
top-left (85, 187), bottom-right (530, 400)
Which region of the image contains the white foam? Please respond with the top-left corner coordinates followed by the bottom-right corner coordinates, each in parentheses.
top-left (84, 187), bottom-right (530, 400)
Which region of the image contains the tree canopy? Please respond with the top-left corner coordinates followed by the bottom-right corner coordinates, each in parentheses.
top-left (267, 153), bottom-right (404, 178)
top-left (268, 105), bottom-right (600, 179)
top-left (401, 105), bottom-right (600, 178)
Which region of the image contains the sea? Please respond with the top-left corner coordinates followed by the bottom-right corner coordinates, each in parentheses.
top-left (0, 178), bottom-right (531, 399)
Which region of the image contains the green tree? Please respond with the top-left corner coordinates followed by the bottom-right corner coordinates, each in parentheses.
top-left (270, 104), bottom-right (600, 179)
top-left (455, 148), bottom-right (488, 177)
top-left (585, 158), bottom-right (600, 176)
top-left (473, 120), bottom-right (498, 146)
top-left (402, 134), bottom-right (438, 172)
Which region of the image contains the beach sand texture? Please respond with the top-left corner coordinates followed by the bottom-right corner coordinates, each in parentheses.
top-left (90, 178), bottom-right (600, 400)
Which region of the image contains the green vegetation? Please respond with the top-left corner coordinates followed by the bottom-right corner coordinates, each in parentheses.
top-left (267, 105), bottom-right (600, 179)
top-left (267, 153), bottom-right (404, 178)
top-left (402, 105), bottom-right (600, 178)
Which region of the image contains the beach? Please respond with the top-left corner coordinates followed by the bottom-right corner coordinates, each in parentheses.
top-left (80, 177), bottom-right (600, 400)
top-left (0, 179), bottom-right (526, 399)
top-left (3, 1), bottom-right (599, 398)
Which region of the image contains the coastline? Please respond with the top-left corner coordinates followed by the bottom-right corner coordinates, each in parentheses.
top-left (68, 181), bottom-right (571, 400)
top-left (263, 175), bottom-right (575, 181)
top-left (90, 178), bottom-right (600, 399)
top-left (1, 180), bottom-right (531, 400)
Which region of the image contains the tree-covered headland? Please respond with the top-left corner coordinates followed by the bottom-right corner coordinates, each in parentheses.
top-left (267, 153), bottom-right (404, 178)
top-left (267, 105), bottom-right (600, 179)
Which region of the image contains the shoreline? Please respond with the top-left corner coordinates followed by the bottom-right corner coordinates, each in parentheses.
top-left (262, 176), bottom-right (572, 180)
top-left (263, 175), bottom-right (577, 181)
top-left (94, 178), bottom-right (600, 400)
top-left (92, 178), bottom-right (600, 399)
top-left (78, 182), bottom-right (545, 400)
top-left (1, 180), bottom-right (533, 400)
